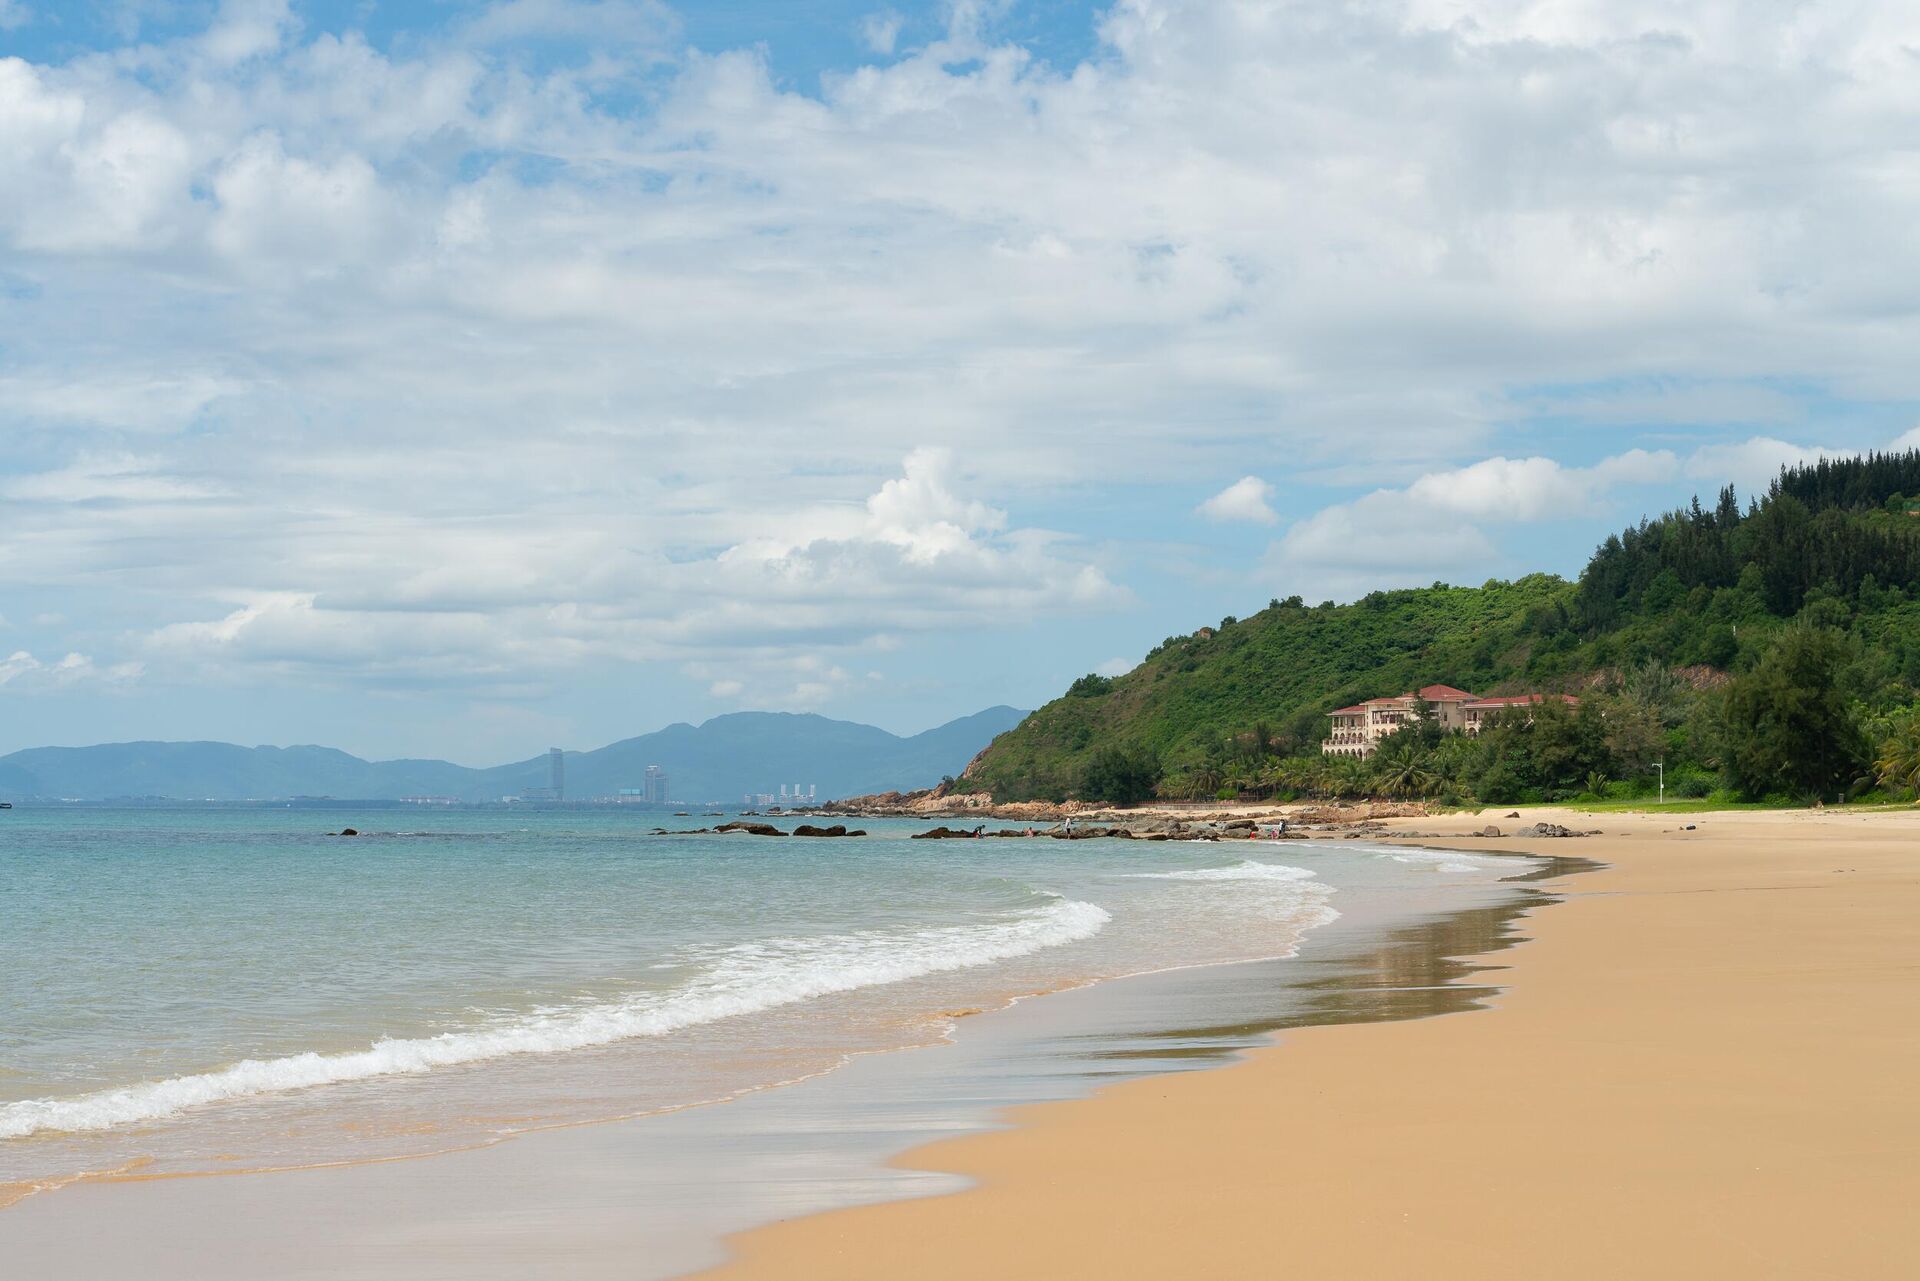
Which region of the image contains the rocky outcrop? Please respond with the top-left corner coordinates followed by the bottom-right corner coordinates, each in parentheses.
top-left (791, 824), bottom-right (867, 837)
top-left (715, 821), bottom-right (785, 836)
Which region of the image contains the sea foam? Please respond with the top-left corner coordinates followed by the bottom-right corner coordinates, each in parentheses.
top-left (1388, 850), bottom-right (1499, 874)
top-left (1127, 860), bottom-right (1319, 882)
top-left (0, 897), bottom-right (1110, 1140)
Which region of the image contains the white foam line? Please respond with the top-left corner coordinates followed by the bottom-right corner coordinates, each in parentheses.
top-left (0, 898), bottom-right (1110, 1141)
top-left (1126, 860), bottom-right (1318, 882)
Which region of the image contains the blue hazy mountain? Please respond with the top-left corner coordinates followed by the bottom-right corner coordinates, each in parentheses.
top-left (0, 707), bottom-right (1028, 804)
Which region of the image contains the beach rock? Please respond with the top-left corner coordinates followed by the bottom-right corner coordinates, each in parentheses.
top-left (715, 821), bottom-right (785, 836)
top-left (1505, 811), bottom-right (1522, 818)
top-left (1480, 825), bottom-right (1503, 838)
top-left (912, 826), bottom-right (978, 839)
top-left (1515, 822), bottom-right (1580, 838)
top-left (334, 828), bottom-right (359, 837)
top-left (791, 824), bottom-right (850, 837)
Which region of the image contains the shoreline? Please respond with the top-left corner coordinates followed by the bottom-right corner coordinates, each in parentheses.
top-left (701, 805), bottom-right (1920, 1280)
top-left (0, 839), bottom-right (1551, 1279)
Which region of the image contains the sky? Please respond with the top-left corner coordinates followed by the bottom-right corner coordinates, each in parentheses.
top-left (2, 0), bottom-right (1919, 764)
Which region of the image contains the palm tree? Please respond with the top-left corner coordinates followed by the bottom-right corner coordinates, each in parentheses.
top-left (1330, 756), bottom-right (1369, 800)
top-left (1377, 753), bottom-right (1436, 799)
top-left (1271, 758), bottom-right (1312, 799)
top-left (1874, 719), bottom-right (1920, 796)
top-left (1187, 764), bottom-right (1224, 799)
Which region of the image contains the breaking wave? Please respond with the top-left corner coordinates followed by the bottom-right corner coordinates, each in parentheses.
top-left (0, 897), bottom-right (1110, 1140)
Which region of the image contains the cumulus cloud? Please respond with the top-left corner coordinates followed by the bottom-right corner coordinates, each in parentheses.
top-left (200, 0), bottom-right (299, 66)
top-left (1682, 437), bottom-right (1845, 494)
top-left (1197, 476), bottom-right (1277, 525)
top-left (1271, 430), bottom-right (1920, 599)
top-left (4, 0), bottom-right (1920, 728)
top-left (101, 452), bottom-right (1118, 692)
top-left (1405, 451), bottom-right (1676, 522)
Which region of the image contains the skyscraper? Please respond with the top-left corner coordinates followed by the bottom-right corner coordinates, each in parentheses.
top-left (644, 764), bottom-right (667, 804)
top-left (549, 748), bottom-right (565, 801)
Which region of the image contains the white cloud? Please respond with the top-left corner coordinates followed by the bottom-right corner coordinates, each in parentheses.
top-left (3, 453), bottom-right (226, 503)
top-left (1272, 430), bottom-right (1908, 599)
top-left (1682, 437), bottom-right (1843, 495)
top-left (1275, 493), bottom-right (1500, 581)
top-left (1197, 475), bottom-right (1277, 525)
top-left (0, 2), bottom-right (31, 32)
top-left (201, 0), bottom-right (299, 67)
top-left (1891, 426), bottom-right (1920, 452)
top-left (859, 9), bottom-right (904, 55)
top-left (1094, 656), bottom-right (1134, 678)
top-left (0, 650), bottom-right (142, 690)
top-left (107, 452), bottom-right (1120, 690)
top-left (3, 1), bottom-right (1920, 724)
top-left (1406, 450), bottom-right (1676, 522)
top-left (458, 0), bottom-right (676, 49)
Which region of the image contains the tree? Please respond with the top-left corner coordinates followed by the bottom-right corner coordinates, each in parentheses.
top-left (1721, 626), bottom-right (1870, 800)
top-left (1873, 714), bottom-right (1920, 795)
top-left (1601, 697), bottom-right (1666, 774)
top-left (1374, 739), bottom-right (1436, 798)
top-left (1078, 746), bottom-right (1163, 805)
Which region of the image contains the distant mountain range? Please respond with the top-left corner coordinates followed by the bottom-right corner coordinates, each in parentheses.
top-left (0, 707), bottom-right (1029, 804)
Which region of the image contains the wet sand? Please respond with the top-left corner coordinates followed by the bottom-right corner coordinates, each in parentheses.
top-left (0, 841), bottom-right (1555, 1279)
top-left (704, 807), bottom-right (1920, 1280)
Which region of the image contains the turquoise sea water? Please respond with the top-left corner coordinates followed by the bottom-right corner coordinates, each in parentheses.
top-left (0, 806), bottom-right (1516, 1200)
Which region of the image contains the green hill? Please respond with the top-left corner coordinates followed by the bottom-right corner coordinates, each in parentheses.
top-left (966, 451), bottom-right (1920, 805)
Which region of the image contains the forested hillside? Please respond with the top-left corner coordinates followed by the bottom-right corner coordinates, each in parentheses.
top-left (965, 451), bottom-right (1920, 805)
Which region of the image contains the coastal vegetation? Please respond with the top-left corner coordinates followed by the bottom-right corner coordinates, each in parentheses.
top-left (965, 451), bottom-right (1920, 807)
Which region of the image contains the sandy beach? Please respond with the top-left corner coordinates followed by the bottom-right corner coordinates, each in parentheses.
top-left (704, 806), bottom-right (1920, 1280)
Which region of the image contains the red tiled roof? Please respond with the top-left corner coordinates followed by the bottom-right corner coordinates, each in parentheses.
top-left (1465, 693), bottom-right (1578, 707)
top-left (1331, 704), bottom-right (1368, 714)
top-left (1414, 684), bottom-right (1478, 701)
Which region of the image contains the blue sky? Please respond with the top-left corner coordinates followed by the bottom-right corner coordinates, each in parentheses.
top-left (3, 0), bottom-right (1919, 763)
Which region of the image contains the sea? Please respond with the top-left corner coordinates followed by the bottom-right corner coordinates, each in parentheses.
top-left (0, 805), bottom-right (1550, 1264)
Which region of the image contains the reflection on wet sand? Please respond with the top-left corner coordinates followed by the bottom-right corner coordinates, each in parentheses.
top-left (1069, 853), bottom-right (1598, 1068)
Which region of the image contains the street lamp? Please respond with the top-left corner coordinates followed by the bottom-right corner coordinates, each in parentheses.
top-left (1653, 760), bottom-right (1664, 805)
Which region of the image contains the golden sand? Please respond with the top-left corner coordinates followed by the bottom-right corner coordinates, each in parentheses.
top-left (704, 807), bottom-right (1920, 1280)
